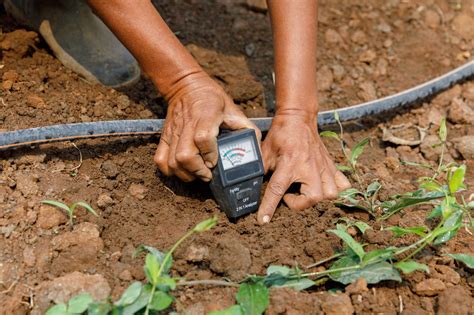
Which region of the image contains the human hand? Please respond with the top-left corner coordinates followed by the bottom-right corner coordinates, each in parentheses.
top-left (154, 71), bottom-right (260, 182)
top-left (257, 111), bottom-right (351, 224)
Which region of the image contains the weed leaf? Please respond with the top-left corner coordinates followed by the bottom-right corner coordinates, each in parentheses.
top-left (122, 284), bottom-right (152, 315)
top-left (264, 266), bottom-right (314, 291)
top-left (134, 245), bottom-right (172, 274)
top-left (145, 253), bottom-right (160, 284)
top-left (320, 131), bottom-right (340, 141)
top-left (380, 190), bottom-right (444, 219)
top-left (88, 302), bottom-right (112, 315)
top-left (387, 226), bottom-right (427, 238)
top-left (401, 160), bottom-right (433, 170)
top-left (395, 261), bottom-right (429, 274)
top-left (366, 181), bottom-right (381, 197)
top-left (350, 137), bottom-right (369, 166)
top-left (45, 303), bottom-right (68, 315)
top-left (419, 180), bottom-right (443, 192)
top-left (236, 282), bottom-right (269, 315)
top-left (427, 205), bottom-right (442, 219)
top-left (116, 282), bottom-right (142, 306)
top-left (193, 216), bottom-right (218, 232)
top-left (446, 254), bottom-right (474, 268)
top-left (448, 165), bottom-right (466, 195)
top-left (41, 200), bottom-right (71, 213)
top-left (209, 305), bottom-right (244, 315)
top-left (433, 211), bottom-right (462, 245)
top-left (362, 248), bottom-right (395, 265)
top-left (67, 293), bottom-right (93, 313)
top-left (150, 291), bottom-right (173, 311)
top-left (157, 276), bottom-right (177, 291)
top-left (330, 261), bottom-right (401, 284)
top-left (75, 201), bottom-right (98, 217)
top-left (329, 229), bottom-right (365, 261)
top-left (354, 221), bottom-right (371, 234)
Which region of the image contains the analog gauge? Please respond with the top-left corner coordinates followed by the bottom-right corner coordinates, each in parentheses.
top-left (219, 137), bottom-right (257, 170)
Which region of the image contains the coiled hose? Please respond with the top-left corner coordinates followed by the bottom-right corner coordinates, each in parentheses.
top-left (0, 59), bottom-right (473, 150)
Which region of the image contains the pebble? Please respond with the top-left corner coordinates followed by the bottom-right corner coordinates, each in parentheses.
top-left (414, 278), bottom-right (446, 296)
top-left (1, 80), bottom-right (13, 90)
top-left (359, 50), bottom-right (377, 63)
top-left (358, 81), bottom-right (377, 101)
top-left (377, 20), bottom-right (392, 33)
top-left (26, 94), bottom-right (46, 109)
top-left (101, 160), bottom-right (120, 179)
top-left (116, 95), bottom-right (130, 110)
top-left (325, 29), bottom-right (342, 44)
top-left (34, 272), bottom-right (110, 313)
top-left (2, 69), bottom-right (19, 82)
top-left (317, 66), bottom-right (334, 91)
top-left (36, 204), bottom-right (68, 229)
top-left (97, 193), bottom-right (114, 209)
top-left (351, 30), bottom-right (368, 45)
top-left (345, 278), bottom-right (368, 295)
top-left (331, 64), bottom-right (345, 81)
top-left (209, 238), bottom-right (251, 280)
top-left (432, 265), bottom-right (460, 286)
top-left (118, 269), bottom-right (133, 281)
top-left (448, 98), bottom-right (474, 124)
top-left (128, 183), bottom-right (148, 200)
top-left (184, 244), bottom-right (209, 262)
top-left (454, 136), bottom-right (474, 160)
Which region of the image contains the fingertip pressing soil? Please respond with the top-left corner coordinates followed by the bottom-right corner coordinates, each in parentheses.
top-left (1, 1), bottom-right (474, 314)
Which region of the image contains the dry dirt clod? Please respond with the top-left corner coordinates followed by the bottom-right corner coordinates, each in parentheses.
top-left (345, 278), bottom-right (368, 295)
top-left (209, 238), bottom-right (251, 281)
top-left (437, 285), bottom-right (474, 315)
top-left (325, 29), bottom-right (343, 44)
top-left (431, 265), bottom-right (460, 286)
top-left (451, 13), bottom-right (474, 40)
top-left (34, 272), bottom-right (111, 314)
top-left (26, 95), bottom-right (46, 109)
top-left (97, 193), bottom-right (114, 209)
top-left (423, 9), bottom-right (441, 29)
top-left (101, 160), bottom-right (120, 179)
top-left (413, 278), bottom-right (446, 296)
top-left (36, 204), bottom-right (68, 229)
top-left (320, 293), bottom-right (354, 315)
top-left (420, 134), bottom-right (443, 161)
top-left (358, 81), bottom-right (377, 102)
top-left (448, 98), bottom-right (474, 125)
top-left (317, 65), bottom-right (334, 91)
top-left (453, 136), bottom-right (474, 160)
top-left (128, 183), bottom-right (148, 200)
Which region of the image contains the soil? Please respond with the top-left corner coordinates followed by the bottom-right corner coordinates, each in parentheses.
top-left (1, 0), bottom-right (473, 314)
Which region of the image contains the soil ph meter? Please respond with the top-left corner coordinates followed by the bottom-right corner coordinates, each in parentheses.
top-left (209, 129), bottom-right (264, 219)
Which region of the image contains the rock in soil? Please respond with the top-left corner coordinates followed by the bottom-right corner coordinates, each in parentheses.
top-left (33, 271), bottom-right (110, 314)
top-left (448, 98), bottom-right (474, 125)
top-left (454, 136), bottom-right (474, 160)
top-left (345, 278), bottom-right (368, 295)
top-left (420, 134), bottom-right (443, 161)
top-left (320, 293), bottom-right (354, 315)
top-left (101, 160), bottom-right (120, 179)
top-left (36, 204), bottom-right (68, 229)
top-left (128, 183), bottom-right (148, 200)
top-left (97, 193), bottom-right (115, 209)
top-left (209, 238), bottom-right (251, 280)
top-left (437, 285), bottom-right (474, 315)
top-left (431, 265), bottom-right (460, 286)
top-left (413, 278), bottom-right (446, 296)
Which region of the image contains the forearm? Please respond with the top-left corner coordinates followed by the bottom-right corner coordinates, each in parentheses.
top-left (87, 0), bottom-right (202, 98)
top-left (267, 0), bottom-right (318, 119)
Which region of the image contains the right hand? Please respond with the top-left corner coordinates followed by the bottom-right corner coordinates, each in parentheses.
top-left (154, 71), bottom-right (261, 182)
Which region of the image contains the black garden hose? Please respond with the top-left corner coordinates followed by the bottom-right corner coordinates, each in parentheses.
top-left (0, 59), bottom-right (473, 150)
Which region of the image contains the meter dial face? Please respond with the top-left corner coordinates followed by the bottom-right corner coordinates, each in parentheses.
top-left (219, 137), bottom-right (257, 170)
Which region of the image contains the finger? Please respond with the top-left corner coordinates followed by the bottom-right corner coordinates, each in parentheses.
top-left (323, 152), bottom-right (351, 191)
top-left (168, 127), bottom-right (196, 183)
top-left (176, 125), bottom-right (213, 181)
top-left (223, 105), bottom-right (260, 136)
top-left (194, 118), bottom-right (220, 169)
top-left (320, 165), bottom-right (339, 200)
top-left (257, 167), bottom-right (292, 224)
top-left (283, 176), bottom-right (324, 211)
top-left (154, 127), bottom-right (172, 176)
top-left (261, 139), bottom-right (274, 174)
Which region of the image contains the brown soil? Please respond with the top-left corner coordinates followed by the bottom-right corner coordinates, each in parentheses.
top-left (1, 1), bottom-right (474, 314)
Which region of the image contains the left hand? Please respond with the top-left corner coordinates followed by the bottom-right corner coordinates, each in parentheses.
top-left (257, 111), bottom-right (351, 224)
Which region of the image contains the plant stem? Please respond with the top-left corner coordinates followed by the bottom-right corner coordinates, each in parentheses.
top-left (301, 265), bottom-right (361, 278)
top-left (305, 253), bottom-right (343, 269)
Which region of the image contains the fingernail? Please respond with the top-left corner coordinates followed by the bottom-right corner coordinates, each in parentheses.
top-left (205, 161), bottom-right (213, 168)
top-left (262, 215), bottom-right (270, 224)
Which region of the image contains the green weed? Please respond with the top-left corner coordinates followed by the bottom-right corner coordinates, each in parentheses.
top-left (41, 200), bottom-right (98, 228)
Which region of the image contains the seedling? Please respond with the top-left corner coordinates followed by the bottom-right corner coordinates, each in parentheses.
top-left (41, 200), bottom-right (98, 228)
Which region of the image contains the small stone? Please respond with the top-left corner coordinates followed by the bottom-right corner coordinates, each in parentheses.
top-left (244, 43), bottom-right (255, 57)
top-left (97, 193), bottom-right (114, 209)
top-left (184, 244), bottom-right (209, 262)
top-left (325, 29), bottom-right (342, 44)
top-left (37, 205), bottom-right (68, 229)
top-left (116, 95), bottom-right (130, 110)
top-left (26, 210), bottom-right (37, 225)
top-left (26, 94), bottom-right (46, 109)
top-left (345, 278), bottom-right (368, 295)
top-left (377, 21), bottom-right (392, 33)
top-left (358, 81), bottom-right (377, 101)
top-left (383, 39), bottom-right (392, 48)
top-left (320, 293), bottom-right (354, 315)
top-left (432, 265), bottom-right (460, 286)
top-left (437, 285), bottom-right (474, 315)
top-left (331, 64), bottom-right (345, 81)
top-left (424, 9), bottom-right (441, 29)
top-left (34, 272), bottom-right (110, 314)
top-left (317, 66), bottom-right (334, 91)
top-left (209, 238), bottom-right (251, 280)
top-left (347, 226), bottom-right (357, 237)
top-left (454, 136), bottom-right (474, 160)
top-left (2, 69), bottom-right (19, 82)
top-left (452, 13), bottom-right (474, 40)
top-left (118, 270), bottom-right (133, 281)
top-left (23, 246), bottom-right (36, 267)
top-left (448, 98), bottom-right (474, 124)
top-left (101, 160), bottom-right (120, 179)
top-left (414, 278), bottom-right (446, 296)
top-left (359, 50), bottom-right (377, 63)
top-left (420, 135), bottom-right (443, 161)
top-left (2, 80), bottom-right (13, 90)
top-left (128, 183), bottom-right (148, 200)
top-left (351, 30), bottom-right (367, 44)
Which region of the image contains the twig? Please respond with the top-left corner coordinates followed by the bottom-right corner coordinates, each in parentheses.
top-left (399, 295), bottom-right (404, 313)
top-left (162, 184), bottom-right (176, 196)
top-left (52, 142), bottom-right (83, 176)
top-left (177, 280), bottom-right (239, 287)
top-left (0, 280), bottom-right (18, 294)
top-left (0, 98), bottom-right (6, 106)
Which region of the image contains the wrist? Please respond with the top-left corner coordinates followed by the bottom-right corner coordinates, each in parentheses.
top-left (274, 107), bottom-right (318, 125)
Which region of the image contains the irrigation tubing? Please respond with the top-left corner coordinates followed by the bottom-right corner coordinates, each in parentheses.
top-left (1, 59), bottom-right (473, 150)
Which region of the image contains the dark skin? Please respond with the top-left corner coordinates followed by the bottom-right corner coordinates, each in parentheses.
top-left (87, 0), bottom-right (351, 224)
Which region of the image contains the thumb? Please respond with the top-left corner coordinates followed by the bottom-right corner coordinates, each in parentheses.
top-left (223, 106), bottom-right (262, 142)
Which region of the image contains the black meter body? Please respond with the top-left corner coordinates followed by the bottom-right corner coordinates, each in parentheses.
top-left (209, 129), bottom-right (264, 219)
